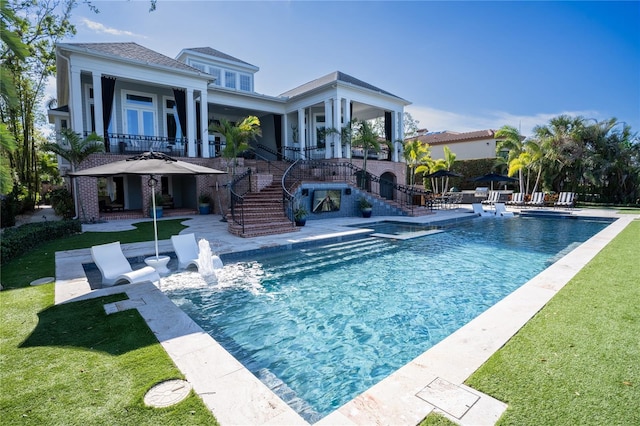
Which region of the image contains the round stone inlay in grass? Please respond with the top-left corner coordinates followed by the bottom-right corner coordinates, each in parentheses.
top-left (143, 379), bottom-right (192, 408)
top-left (30, 277), bottom-right (55, 286)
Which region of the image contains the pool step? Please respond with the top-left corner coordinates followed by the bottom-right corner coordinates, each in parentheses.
top-left (264, 238), bottom-right (396, 280)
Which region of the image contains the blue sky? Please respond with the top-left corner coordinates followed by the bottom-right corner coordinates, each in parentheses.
top-left (52, 0), bottom-right (639, 137)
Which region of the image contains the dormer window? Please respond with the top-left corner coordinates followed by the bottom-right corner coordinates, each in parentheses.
top-left (225, 71), bottom-right (236, 89)
top-left (240, 74), bottom-right (252, 91)
top-left (209, 67), bottom-right (221, 86)
top-left (191, 61), bottom-right (206, 72)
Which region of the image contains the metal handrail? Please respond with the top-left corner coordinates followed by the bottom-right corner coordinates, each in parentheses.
top-left (229, 168), bottom-right (252, 233)
top-left (282, 159), bottom-right (432, 216)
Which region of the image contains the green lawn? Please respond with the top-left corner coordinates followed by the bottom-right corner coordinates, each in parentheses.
top-left (464, 220), bottom-right (640, 425)
top-left (0, 219), bottom-right (218, 425)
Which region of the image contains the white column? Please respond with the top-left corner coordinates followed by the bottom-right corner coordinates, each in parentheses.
top-left (396, 110), bottom-right (404, 162)
top-left (391, 110), bottom-right (398, 162)
top-left (333, 97), bottom-right (342, 158)
top-left (283, 114), bottom-right (289, 157)
top-left (324, 99), bottom-right (332, 159)
top-left (187, 88), bottom-right (196, 157)
top-left (343, 98), bottom-right (352, 159)
top-left (91, 73), bottom-right (104, 138)
top-left (70, 69), bottom-right (83, 133)
top-left (200, 90), bottom-right (209, 158)
top-left (298, 108), bottom-right (306, 160)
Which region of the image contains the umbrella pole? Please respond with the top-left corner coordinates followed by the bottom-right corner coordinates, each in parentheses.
top-left (149, 176), bottom-right (160, 260)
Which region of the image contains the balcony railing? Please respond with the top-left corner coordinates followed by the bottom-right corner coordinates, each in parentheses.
top-left (104, 134), bottom-right (189, 157)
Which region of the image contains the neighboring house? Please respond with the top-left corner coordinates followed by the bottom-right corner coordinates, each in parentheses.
top-left (47, 42), bottom-right (410, 220)
top-left (407, 129), bottom-right (504, 160)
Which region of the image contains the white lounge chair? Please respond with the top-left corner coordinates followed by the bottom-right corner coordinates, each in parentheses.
top-left (495, 203), bottom-right (515, 217)
top-left (481, 191), bottom-right (500, 206)
top-left (91, 241), bottom-right (160, 286)
top-left (472, 203), bottom-right (495, 217)
top-left (555, 192), bottom-right (575, 209)
top-left (171, 233), bottom-right (223, 271)
top-left (526, 192), bottom-right (545, 207)
top-left (506, 192), bottom-right (525, 206)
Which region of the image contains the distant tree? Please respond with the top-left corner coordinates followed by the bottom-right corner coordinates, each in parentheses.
top-left (441, 146), bottom-right (457, 193)
top-left (495, 125), bottom-right (526, 194)
top-left (352, 120), bottom-right (381, 189)
top-left (403, 139), bottom-right (431, 186)
top-left (1, 0), bottom-right (77, 206)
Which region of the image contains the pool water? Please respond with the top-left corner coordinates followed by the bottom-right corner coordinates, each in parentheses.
top-left (162, 217), bottom-right (611, 422)
top-left (352, 220), bottom-right (442, 235)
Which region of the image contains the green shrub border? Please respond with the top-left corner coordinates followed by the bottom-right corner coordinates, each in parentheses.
top-left (1, 220), bottom-right (82, 264)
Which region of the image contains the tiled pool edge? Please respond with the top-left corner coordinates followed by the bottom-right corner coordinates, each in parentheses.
top-left (53, 211), bottom-right (636, 425)
top-left (319, 215), bottom-right (636, 425)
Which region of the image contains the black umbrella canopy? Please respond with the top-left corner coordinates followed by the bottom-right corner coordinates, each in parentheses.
top-left (471, 173), bottom-right (518, 183)
top-left (69, 151), bottom-right (226, 177)
top-left (425, 170), bottom-right (463, 178)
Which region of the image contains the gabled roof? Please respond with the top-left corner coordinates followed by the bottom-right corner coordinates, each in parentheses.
top-left (58, 42), bottom-right (200, 73)
top-left (409, 130), bottom-right (498, 145)
top-left (280, 71), bottom-right (406, 101)
top-left (181, 47), bottom-right (258, 69)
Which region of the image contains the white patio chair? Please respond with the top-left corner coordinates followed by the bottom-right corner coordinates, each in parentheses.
top-left (555, 192), bottom-right (576, 209)
top-left (91, 241), bottom-right (160, 286)
top-left (472, 203), bottom-right (495, 217)
top-left (494, 203), bottom-right (515, 217)
top-left (171, 233), bottom-right (223, 271)
top-left (506, 192), bottom-right (525, 206)
top-left (481, 191), bottom-right (500, 206)
top-left (526, 192), bottom-right (545, 207)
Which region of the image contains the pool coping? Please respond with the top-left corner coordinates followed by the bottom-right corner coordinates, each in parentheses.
top-left (54, 208), bottom-right (637, 425)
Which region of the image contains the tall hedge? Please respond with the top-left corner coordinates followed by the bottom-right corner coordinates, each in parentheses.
top-left (0, 220), bottom-right (82, 264)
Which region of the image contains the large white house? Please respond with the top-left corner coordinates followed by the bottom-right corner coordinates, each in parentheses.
top-left (48, 42), bottom-right (410, 222)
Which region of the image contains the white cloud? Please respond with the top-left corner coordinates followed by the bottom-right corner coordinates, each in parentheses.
top-left (80, 17), bottom-right (146, 38)
top-left (406, 105), bottom-right (602, 138)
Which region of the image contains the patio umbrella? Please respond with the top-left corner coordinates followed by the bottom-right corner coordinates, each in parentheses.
top-left (69, 151), bottom-right (225, 260)
top-left (471, 172), bottom-right (518, 190)
top-left (424, 170), bottom-right (462, 194)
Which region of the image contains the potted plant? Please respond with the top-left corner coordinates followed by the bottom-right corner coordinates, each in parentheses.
top-left (150, 191), bottom-right (164, 218)
top-left (359, 197), bottom-right (373, 218)
top-left (198, 194), bottom-right (212, 215)
top-left (294, 206), bottom-right (308, 227)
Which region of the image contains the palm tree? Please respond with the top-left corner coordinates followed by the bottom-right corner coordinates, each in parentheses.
top-left (441, 146), bottom-right (457, 193)
top-left (532, 115), bottom-right (585, 192)
top-left (209, 116), bottom-right (262, 178)
top-left (41, 129), bottom-right (104, 221)
top-left (352, 119), bottom-right (381, 189)
top-left (403, 139), bottom-right (431, 186)
top-left (495, 125), bottom-right (526, 194)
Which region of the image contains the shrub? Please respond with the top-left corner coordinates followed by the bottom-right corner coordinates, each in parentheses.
top-left (0, 193), bottom-right (19, 228)
top-left (50, 188), bottom-right (75, 218)
top-left (0, 219), bottom-right (81, 264)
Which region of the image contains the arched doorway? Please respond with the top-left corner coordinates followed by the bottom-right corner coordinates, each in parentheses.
top-left (380, 172), bottom-right (395, 200)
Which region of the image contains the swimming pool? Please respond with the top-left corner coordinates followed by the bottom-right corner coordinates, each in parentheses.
top-left (162, 216), bottom-right (611, 422)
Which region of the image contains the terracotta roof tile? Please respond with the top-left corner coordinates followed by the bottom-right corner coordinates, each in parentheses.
top-left (408, 129), bottom-right (497, 145)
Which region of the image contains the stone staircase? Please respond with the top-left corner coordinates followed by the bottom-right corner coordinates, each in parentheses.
top-left (227, 164), bottom-right (298, 238)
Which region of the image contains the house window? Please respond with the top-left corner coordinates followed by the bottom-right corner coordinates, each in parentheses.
top-left (124, 91), bottom-right (156, 136)
top-left (239, 74), bottom-right (251, 91)
top-left (209, 67), bottom-right (221, 86)
top-left (225, 71), bottom-right (236, 89)
top-left (191, 61), bottom-right (206, 72)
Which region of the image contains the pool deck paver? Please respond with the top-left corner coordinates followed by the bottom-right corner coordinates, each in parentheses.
top-left (54, 206), bottom-right (638, 425)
